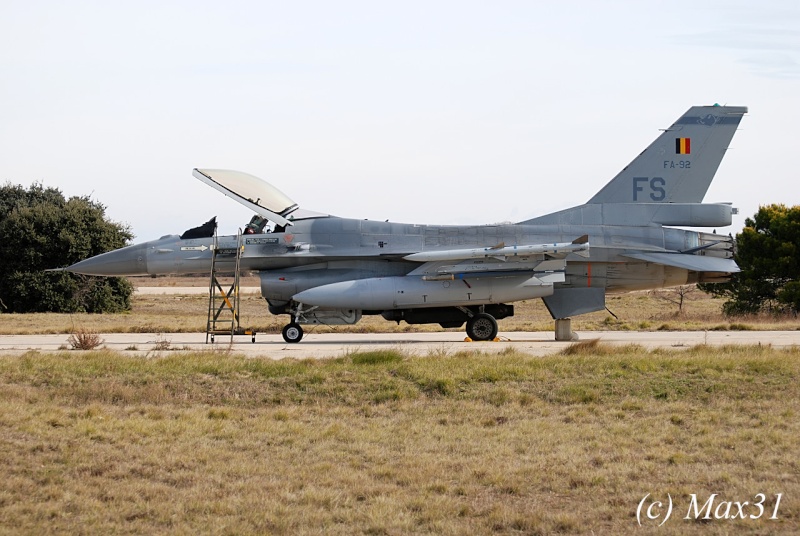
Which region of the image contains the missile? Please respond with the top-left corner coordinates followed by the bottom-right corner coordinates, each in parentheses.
top-left (403, 235), bottom-right (589, 262)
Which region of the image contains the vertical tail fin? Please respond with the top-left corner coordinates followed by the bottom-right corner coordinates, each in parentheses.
top-left (587, 105), bottom-right (747, 204)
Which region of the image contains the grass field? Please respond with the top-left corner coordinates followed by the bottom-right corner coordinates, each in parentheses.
top-left (1, 343), bottom-right (798, 534)
top-left (2, 279), bottom-right (799, 533)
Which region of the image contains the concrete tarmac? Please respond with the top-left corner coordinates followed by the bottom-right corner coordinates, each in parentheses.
top-left (2, 330), bottom-right (799, 359)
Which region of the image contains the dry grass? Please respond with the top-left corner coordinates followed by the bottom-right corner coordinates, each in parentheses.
top-left (1, 345), bottom-right (799, 534)
top-left (1, 278), bottom-right (799, 335)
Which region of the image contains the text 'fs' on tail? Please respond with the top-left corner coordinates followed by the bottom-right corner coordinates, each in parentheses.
top-left (588, 104), bottom-right (748, 204)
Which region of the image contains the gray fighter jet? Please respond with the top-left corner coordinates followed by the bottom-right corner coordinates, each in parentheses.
top-left (66, 105), bottom-right (747, 343)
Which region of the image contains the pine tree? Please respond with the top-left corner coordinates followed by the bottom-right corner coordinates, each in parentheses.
top-left (701, 204), bottom-right (800, 316)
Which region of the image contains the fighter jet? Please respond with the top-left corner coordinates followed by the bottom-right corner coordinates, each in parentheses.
top-left (66, 105), bottom-right (747, 343)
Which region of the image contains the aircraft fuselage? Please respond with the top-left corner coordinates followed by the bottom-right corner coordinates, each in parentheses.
top-left (70, 215), bottom-right (732, 304)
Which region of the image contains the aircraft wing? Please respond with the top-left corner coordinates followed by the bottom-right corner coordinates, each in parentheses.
top-left (621, 252), bottom-right (740, 273)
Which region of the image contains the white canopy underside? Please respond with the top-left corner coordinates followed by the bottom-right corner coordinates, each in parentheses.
top-left (192, 168), bottom-right (299, 227)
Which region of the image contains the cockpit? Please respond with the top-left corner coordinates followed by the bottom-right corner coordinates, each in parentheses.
top-left (243, 215), bottom-right (268, 234)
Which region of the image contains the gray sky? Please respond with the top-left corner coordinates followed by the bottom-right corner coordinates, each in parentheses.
top-left (2, 0), bottom-right (798, 241)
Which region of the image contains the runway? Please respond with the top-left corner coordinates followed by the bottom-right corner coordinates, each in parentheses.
top-left (2, 330), bottom-right (799, 359)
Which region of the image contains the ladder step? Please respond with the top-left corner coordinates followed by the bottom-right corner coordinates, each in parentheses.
top-left (206, 229), bottom-right (246, 342)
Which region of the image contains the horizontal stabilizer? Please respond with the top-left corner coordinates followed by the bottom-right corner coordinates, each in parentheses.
top-left (622, 252), bottom-right (739, 273)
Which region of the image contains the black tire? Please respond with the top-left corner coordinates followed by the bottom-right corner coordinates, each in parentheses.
top-left (466, 313), bottom-right (498, 341)
top-left (282, 323), bottom-right (303, 343)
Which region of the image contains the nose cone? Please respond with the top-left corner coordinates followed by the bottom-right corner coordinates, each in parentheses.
top-left (66, 244), bottom-right (149, 276)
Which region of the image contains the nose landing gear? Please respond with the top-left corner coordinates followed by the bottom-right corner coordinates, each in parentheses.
top-left (281, 323), bottom-right (304, 343)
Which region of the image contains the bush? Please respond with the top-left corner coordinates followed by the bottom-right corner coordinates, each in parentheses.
top-left (68, 328), bottom-right (104, 350)
top-left (0, 183), bottom-right (133, 313)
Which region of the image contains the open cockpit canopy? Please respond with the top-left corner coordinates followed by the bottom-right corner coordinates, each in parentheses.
top-left (192, 169), bottom-right (299, 227)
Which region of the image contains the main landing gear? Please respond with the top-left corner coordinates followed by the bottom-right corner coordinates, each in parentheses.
top-left (455, 306), bottom-right (500, 341)
top-left (465, 312), bottom-right (498, 341)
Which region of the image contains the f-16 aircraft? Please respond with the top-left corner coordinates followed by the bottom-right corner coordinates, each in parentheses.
top-left (66, 105), bottom-right (747, 343)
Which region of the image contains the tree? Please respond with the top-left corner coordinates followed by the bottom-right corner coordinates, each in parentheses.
top-left (701, 204), bottom-right (800, 316)
top-left (652, 284), bottom-right (696, 315)
top-left (0, 183), bottom-right (133, 313)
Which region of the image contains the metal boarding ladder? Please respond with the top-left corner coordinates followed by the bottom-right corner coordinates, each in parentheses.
top-left (205, 229), bottom-right (256, 343)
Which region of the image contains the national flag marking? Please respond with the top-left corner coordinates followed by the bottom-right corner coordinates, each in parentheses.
top-left (676, 138), bottom-right (691, 154)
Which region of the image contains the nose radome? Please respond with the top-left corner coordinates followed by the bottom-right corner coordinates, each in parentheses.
top-left (65, 244), bottom-right (148, 276)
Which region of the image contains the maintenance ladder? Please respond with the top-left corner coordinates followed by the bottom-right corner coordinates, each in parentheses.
top-left (205, 229), bottom-right (256, 343)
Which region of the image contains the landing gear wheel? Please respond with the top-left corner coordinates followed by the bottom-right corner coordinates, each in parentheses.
top-left (282, 323), bottom-right (304, 343)
top-left (466, 313), bottom-right (498, 341)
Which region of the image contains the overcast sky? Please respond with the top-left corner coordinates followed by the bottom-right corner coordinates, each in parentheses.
top-left (2, 1), bottom-right (798, 241)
